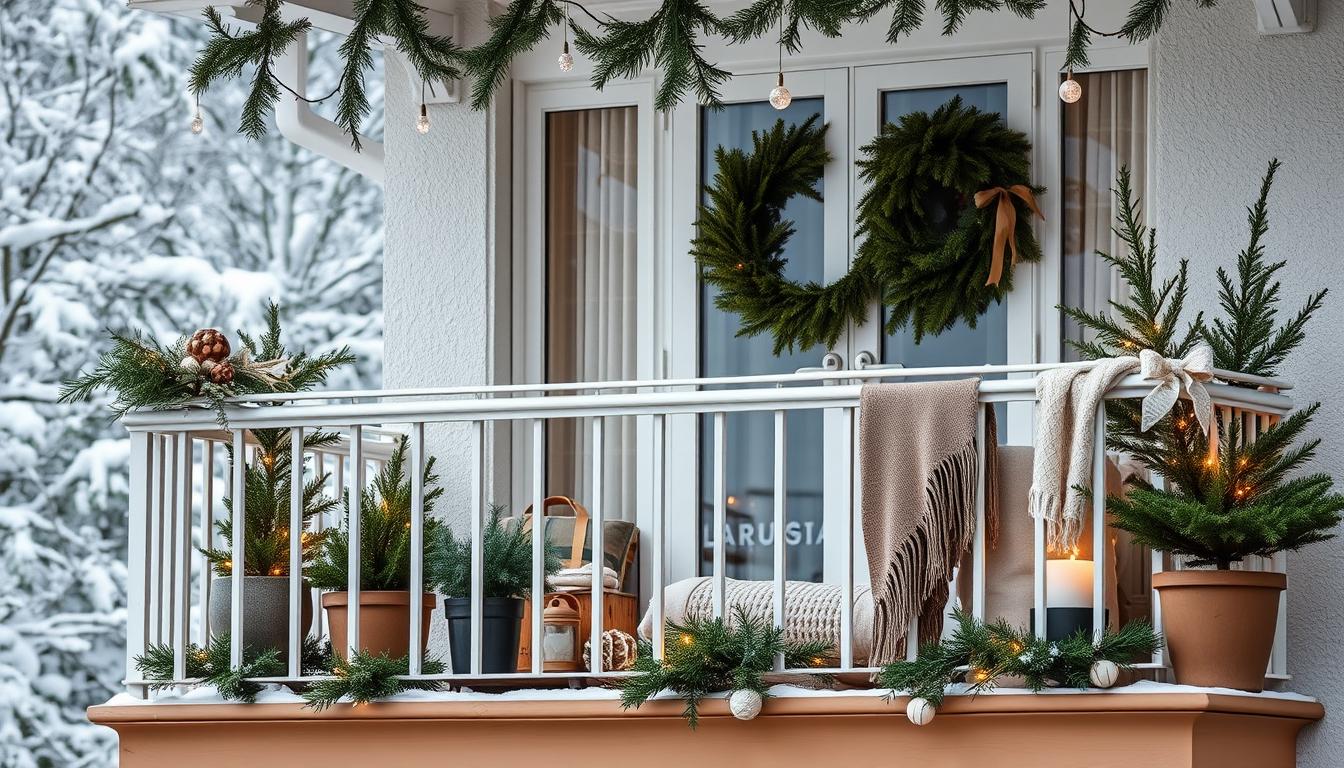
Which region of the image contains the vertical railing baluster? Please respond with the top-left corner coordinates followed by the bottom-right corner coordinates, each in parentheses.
top-left (347, 426), bottom-right (364, 659)
top-left (150, 435), bottom-right (164, 647)
top-left (288, 427), bottom-right (304, 677)
top-left (173, 434), bottom-right (192, 681)
top-left (712, 412), bottom-right (726, 618)
top-left (772, 410), bottom-right (786, 672)
top-left (652, 414), bottom-right (667, 662)
top-left (1033, 518), bottom-right (1047, 639)
top-left (230, 429), bottom-right (247, 669)
top-left (1150, 472), bottom-right (1167, 670)
top-left (972, 406), bottom-right (987, 621)
top-left (590, 417), bottom-right (606, 675)
top-left (408, 423), bottom-right (426, 676)
top-left (469, 420), bottom-right (484, 675)
top-left (530, 419), bottom-right (545, 674)
top-left (313, 451), bottom-right (326, 643)
top-left (1091, 407), bottom-right (1107, 641)
top-left (198, 440), bottom-right (214, 646)
top-left (126, 431), bottom-right (152, 697)
top-left (164, 434), bottom-right (178, 652)
top-left (841, 408), bottom-right (855, 669)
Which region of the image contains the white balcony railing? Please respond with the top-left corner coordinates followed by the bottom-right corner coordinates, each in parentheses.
top-left (118, 361), bottom-right (1295, 697)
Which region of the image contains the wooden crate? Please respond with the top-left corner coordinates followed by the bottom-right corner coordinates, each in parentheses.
top-left (517, 590), bottom-right (639, 672)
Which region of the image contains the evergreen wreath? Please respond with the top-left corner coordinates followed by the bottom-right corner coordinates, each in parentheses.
top-left (878, 610), bottom-right (1161, 707)
top-left (695, 98), bottom-right (1041, 354)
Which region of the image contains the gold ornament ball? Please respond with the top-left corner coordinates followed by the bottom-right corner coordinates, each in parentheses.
top-left (1089, 659), bottom-right (1120, 688)
top-left (729, 689), bottom-right (763, 721)
top-left (1059, 77), bottom-right (1083, 104)
top-left (769, 85), bottom-right (792, 111)
top-left (906, 696), bottom-right (936, 726)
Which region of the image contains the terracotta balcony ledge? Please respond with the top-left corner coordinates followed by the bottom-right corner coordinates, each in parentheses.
top-left (90, 682), bottom-right (1323, 768)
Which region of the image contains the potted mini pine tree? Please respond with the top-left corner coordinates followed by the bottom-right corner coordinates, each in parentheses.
top-left (308, 437), bottom-right (445, 660)
top-left (426, 505), bottom-right (561, 674)
top-left (201, 427), bottom-right (339, 656)
top-left (1066, 161), bottom-right (1341, 690)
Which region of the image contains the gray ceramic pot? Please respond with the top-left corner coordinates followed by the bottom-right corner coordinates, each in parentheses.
top-left (208, 576), bottom-right (314, 657)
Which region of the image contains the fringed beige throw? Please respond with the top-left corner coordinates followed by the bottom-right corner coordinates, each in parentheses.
top-left (859, 379), bottom-right (993, 666)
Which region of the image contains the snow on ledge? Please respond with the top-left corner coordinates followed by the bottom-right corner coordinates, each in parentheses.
top-left (101, 679), bottom-right (1316, 708)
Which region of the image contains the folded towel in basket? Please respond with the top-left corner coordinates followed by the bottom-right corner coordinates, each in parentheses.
top-left (549, 563), bottom-right (620, 591)
top-left (637, 576), bottom-right (874, 665)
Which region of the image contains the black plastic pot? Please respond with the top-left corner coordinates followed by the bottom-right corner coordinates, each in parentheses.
top-left (443, 596), bottom-right (524, 674)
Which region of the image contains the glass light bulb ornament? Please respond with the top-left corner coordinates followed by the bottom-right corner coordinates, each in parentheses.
top-left (769, 72), bottom-right (791, 111)
top-left (1059, 71), bottom-right (1083, 104)
top-left (558, 41), bottom-right (574, 72)
top-left (415, 103), bottom-right (431, 135)
top-left (190, 110), bottom-right (204, 135)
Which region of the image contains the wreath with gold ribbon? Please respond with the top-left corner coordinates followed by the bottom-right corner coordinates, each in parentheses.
top-left (694, 98), bottom-right (1042, 354)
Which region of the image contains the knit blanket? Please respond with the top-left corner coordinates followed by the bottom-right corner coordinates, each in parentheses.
top-left (859, 379), bottom-right (990, 665)
top-left (1027, 358), bottom-right (1138, 552)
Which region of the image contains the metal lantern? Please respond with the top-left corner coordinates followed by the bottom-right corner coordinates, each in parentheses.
top-left (541, 593), bottom-right (582, 672)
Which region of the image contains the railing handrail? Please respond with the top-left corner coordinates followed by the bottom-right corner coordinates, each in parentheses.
top-left (120, 371), bottom-right (1294, 433)
top-left (215, 359), bottom-right (1293, 405)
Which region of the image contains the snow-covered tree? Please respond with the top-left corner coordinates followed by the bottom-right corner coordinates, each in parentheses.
top-left (1, 2), bottom-right (383, 765)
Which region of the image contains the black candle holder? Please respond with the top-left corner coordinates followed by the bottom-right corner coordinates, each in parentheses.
top-left (1029, 607), bottom-right (1111, 643)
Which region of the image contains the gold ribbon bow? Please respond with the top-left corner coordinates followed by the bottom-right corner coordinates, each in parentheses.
top-left (974, 185), bottom-right (1044, 287)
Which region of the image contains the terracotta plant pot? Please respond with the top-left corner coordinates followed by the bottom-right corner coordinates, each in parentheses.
top-left (322, 590), bottom-right (436, 661)
top-left (208, 576), bottom-right (313, 658)
top-left (1152, 569), bottom-right (1285, 691)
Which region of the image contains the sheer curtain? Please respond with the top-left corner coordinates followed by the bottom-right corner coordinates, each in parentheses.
top-left (1061, 69), bottom-right (1148, 360)
top-left (545, 106), bottom-right (639, 522)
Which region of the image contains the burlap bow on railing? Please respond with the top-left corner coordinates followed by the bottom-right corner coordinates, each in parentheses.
top-left (974, 184), bottom-right (1044, 287)
top-left (1139, 344), bottom-right (1214, 432)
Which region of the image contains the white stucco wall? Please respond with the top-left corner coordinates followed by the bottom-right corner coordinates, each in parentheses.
top-left (1155, 4), bottom-right (1344, 763)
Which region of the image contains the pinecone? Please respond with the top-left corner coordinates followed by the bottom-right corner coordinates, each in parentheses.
top-left (187, 329), bottom-right (231, 363)
top-left (209, 361), bottom-right (235, 385)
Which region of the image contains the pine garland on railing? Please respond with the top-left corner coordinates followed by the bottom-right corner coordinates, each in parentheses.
top-left (181, 0), bottom-right (1217, 144)
top-left (620, 607), bottom-right (832, 728)
top-left (878, 610), bottom-right (1161, 719)
top-left (302, 651), bottom-right (447, 710)
top-left (136, 634), bottom-right (331, 703)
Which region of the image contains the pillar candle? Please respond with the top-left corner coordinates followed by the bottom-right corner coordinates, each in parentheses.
top-left (1045, 557), bottom-right (1095, 608)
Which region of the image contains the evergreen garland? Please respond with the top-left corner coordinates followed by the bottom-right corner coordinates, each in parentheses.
top-left (199, 427), bottom-right (341, 577)
top-left (620, 606), bottom-right (832, 728)
top-left (306, 436), bottom-right (447, 591)
top-left (135, 634), bottom-right (330, 703)
top-left (59, 301), bottom-right (356, 425)
top-left (302, 651), bottom-right (447, 710)
top-left (877, 610), bottom-right (1161, 706)
top-left (695, 99), bottom-right (1040, 354)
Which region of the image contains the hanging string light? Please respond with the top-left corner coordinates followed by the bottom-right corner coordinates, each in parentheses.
top-left (415, 80), bottom-right (431, 135)
top-left (768, 6), bottom-right (791, 110)
top-left (558, 5), bottom-right (574, 72)
top-left (1059, 68), bottom-right (1083, 104)
top-left (190, 94), bottom-right (204, 135)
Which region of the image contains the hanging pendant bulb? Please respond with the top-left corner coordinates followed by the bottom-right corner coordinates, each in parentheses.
top-left (190, 95), bottom-right (204, 135)
top-left (558, 41), bottom-right (574, 72)
top-left (1059, 69), bottom-right (1083, 104)
top-left (415, 103), bottom-right (431, 135)
top-left (769, 72), bottom-right (792, 111)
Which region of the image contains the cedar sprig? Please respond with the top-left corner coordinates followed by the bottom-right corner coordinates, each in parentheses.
top-left (135, 634), bottom-right (331, 703)
top-left (425, 503), bottom-right (563, 599)
top-left (59, 301), bottom-right (357, 425)
top-left (620, 606), bottom-right (833, 728)
top-left (1119, 0), bottom-right (1217, 43)
top-left (878, 610), bottom-right (1161, 706)
top-left (200, 427), bottom-right (341, 577)
top-left (307, 437), bottom-right (447, 591)
top-left (461, 0), bottom-right (565, 110)
top-left (302, 651), bottom-right (447, 710)
top-left (721, 0), bottom-right (865, 52)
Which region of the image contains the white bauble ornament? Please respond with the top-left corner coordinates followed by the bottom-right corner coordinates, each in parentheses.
top-left (729, 689), bottom-right (763, 721)
top-left (180, 356), bottom-right (202, 374)
top-left (1089, 659), bottom-right (1120, 688)
top-left (1058, 77), bottom-right (1083, 104)
top-left (769, 85), bottom-right (792, 111)
top-left (906, 697), bottom-right (936, 726)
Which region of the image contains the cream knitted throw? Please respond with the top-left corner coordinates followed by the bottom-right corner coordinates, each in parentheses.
top-left (859, 379), bottom-right (986, 666)
top-left (1028, 358), bottom-right (1139, 551)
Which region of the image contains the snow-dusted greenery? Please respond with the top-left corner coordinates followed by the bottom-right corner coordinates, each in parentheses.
top-left (0, 1), bottom-right (383, 764)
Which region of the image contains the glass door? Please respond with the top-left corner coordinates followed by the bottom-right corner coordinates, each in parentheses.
top-left (667, 69), bottom-right (849, 584)
top-left (850, 54), bottom-right (1036, 443)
